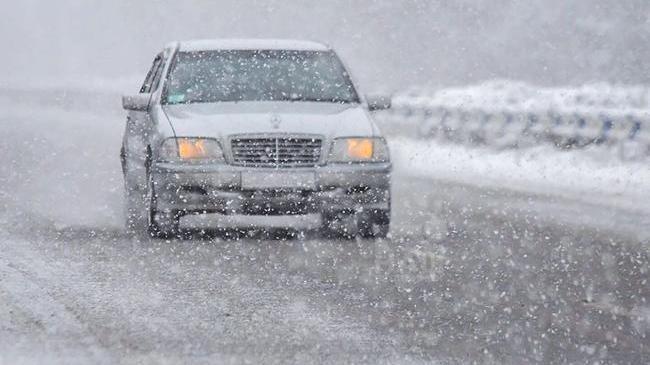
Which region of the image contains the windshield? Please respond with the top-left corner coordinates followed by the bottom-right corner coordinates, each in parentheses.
top-left (163, 50), bottom-right (360, 104)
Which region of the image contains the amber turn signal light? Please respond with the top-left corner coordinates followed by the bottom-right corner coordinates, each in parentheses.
top-left (346, 138), bottom-right (374, 160)
top-left (177, 138), bottom-right (208, 159)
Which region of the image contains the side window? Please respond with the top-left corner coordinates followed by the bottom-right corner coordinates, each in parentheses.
top-left (139, 56), bottom-right (162, 94)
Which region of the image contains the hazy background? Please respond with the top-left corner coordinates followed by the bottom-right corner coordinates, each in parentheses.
top-left (2, 0), bottom-right (649, 91)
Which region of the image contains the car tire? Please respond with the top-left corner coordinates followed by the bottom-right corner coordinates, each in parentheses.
top-left (148, 210), bottom-right (181, 239)
top-left (124, 188), bottom-right (147, 235)
top-left (146, 173), bottom-right (180, 239)
top-left (359, 222), bottom-right (390, 239)
top-left (358, 210), bottom-right (390, 239)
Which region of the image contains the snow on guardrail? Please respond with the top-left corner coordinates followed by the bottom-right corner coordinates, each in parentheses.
top-left (390, 80), bottom-right (650, 160)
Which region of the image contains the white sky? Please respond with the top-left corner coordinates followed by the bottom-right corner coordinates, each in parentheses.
top-left (2, 0), bottom-right (649, 90)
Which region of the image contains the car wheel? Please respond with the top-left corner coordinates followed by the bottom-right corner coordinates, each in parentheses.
top-left (358, 210), bottom-right (390, 239)
top-left (146, 172), bottom-right (180, 239)
top-left (124, 188), bottom-right (147, 235)
top-left (148, 210), bottom-right (181, 239)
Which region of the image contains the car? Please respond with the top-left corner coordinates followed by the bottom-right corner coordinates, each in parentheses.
top-left (120, 39), bottom-right (392, 239)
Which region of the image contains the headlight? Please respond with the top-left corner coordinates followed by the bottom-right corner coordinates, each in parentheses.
top-left (159, 137), bottom-right (224, 162)
top-left (328, 137), bottom-right (389, 163)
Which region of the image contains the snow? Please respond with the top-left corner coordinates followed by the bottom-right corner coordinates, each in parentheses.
top-left (1, 76), bottom-right (140, 95)
top-left (1, 85), bottom-right (648, 364)
top-left (0, 105), bottom-right (124, 231)
top-left (2, 1), bottom-right (650, 362)
top-left (391, 137), bottom-right (650, 215)
top-left (175, 38), bottom-right (330, 52)
top-left (0, 237), bottom-right (113, 365)
top-left (396, 79), bottom-right (650, 117)
top-left (386, 81), bottom-right (650, 223)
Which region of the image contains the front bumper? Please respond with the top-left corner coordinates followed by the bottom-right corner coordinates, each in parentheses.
top-left (152, 162), bottom-right (391, 216)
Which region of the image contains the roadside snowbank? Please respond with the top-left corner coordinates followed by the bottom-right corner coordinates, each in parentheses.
top-left (391, 138), bottom-right (650, 214)
top-left (396, 79), bottom-right (650, 116)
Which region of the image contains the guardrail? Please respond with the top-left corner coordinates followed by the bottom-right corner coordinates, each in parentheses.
top-left (390, 98), bottom-right (650, 161)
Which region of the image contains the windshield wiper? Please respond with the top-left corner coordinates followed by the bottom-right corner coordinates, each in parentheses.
top-left (287, 96), bottom-right (355, 103)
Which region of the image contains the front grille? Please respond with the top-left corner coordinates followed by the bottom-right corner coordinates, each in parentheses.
top-left (231, 137), bottom-right (322, 167)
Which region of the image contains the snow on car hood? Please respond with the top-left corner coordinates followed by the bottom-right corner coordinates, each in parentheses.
top-left (161, 101), bottom-right (376, 138)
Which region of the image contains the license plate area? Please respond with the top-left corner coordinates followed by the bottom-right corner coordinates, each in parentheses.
top-left (241, 171), bottom-right (316, 190)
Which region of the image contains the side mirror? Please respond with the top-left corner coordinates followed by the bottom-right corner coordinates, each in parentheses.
top-left (122, 94), bottom-right (151, 111)
top-left (366, 94), bottom-right (391, 111)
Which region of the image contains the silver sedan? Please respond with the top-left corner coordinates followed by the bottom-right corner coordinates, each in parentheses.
top-left (120, 39), bottom-right (392, 238)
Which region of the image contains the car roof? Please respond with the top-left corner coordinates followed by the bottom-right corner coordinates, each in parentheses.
top-left (170, 38), bottom-right (330, 52)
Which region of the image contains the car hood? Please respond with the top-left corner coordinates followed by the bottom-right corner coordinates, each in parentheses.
top-left (161, 102), bottom-right (376, 139)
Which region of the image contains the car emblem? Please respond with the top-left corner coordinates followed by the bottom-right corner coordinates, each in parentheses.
top-left (270, 115), bottom-right (281, 129)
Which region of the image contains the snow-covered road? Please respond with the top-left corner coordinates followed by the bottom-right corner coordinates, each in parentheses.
top-left (0, 95), bottom-right (648, 364)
